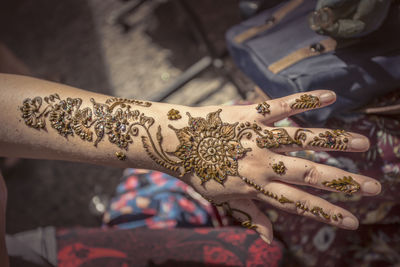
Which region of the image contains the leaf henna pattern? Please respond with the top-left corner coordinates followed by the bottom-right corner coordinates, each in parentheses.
top-left (308, 130), bottom-right (350, 150)
top-left (322, 176), bottom-right (360, 194)
top-left (291, 94), bottom-right (321, 109)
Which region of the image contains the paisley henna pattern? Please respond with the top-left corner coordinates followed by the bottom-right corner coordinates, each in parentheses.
top-left (308, 130), bottom-right (350, 150)
top-left (291, 94), bottom-right (320, 109)
top-left (322, 176), bottom-right (360, 194)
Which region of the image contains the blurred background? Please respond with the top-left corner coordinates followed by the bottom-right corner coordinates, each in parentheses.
top-left (0, 0), bottom-right (257, 234)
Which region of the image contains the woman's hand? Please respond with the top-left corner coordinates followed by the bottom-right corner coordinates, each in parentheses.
top-left (161, 90), bottom-right (381, 244)
top-left (0, 75), bottom-right (380, 245)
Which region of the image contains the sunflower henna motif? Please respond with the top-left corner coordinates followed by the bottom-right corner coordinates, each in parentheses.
top-left (168, 109), bottom-right (251, 184)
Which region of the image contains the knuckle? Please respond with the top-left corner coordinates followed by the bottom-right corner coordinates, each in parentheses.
top-left (279, 100), bottom-right (291, 114)
top-left (303, 166), bottom-right (319, 185)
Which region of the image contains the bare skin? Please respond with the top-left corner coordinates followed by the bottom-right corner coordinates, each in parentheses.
top-left (0, 74), bottom-right (381, 265)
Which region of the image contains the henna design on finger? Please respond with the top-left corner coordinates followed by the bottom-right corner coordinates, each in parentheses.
top-left (310, 206), bottom-right (331, 220)
top-left (308, 130), bottom-right (350, 150)
top-left (240, 176), bottom-right (294, 204)
top-left (167, 109), bottom-right (182, 120)
top-left (272, 161), bottom-right (286, 175)
top-left (205, 198), bottom-right (257, 230)
top-left (236, 122), bottom-right (311, 149)
top-left (296, 201), bottom-right (343, 222)
top-left (322, 176), bottom-right (360, 194)
top-left (332, 213), bottom-right (343, 221)
top-left (115, 151), bottom-right (127, 161)
top-left (291, 94), bottom-right (320, 109)
top-left (256, 101), bottom-right (271, 116)
top-left (255, 128), bottom-right (311, 149)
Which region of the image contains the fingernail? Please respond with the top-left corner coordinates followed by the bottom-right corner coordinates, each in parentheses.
top-left (350, 138), bottom-right (369, 151)
top-left (342, 217), bottom-right (358, 230)
top-left (363, 181), bottom-right (381, 195)
top-left (260, 235), bottom-right (272, 245)
top-left (319, 92), bottom-right (336, 103)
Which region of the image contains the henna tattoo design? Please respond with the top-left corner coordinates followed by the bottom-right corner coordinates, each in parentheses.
top-left (240, 176), bottom-right (294, 204)
top-left (21, 94), bottom-right (155, 152)
top-left (272, 161), bottom-right (286, 175)
top-left (167, 109), bottom-right (182, 120)
top-left (296, 201), bottom-right (343, 221)
top-left (308, 130), bottom-right (350, 150)
top-left (255, 128), bottom-right (310, 149)
top-left (322, 176), bottom-right (360, 194)
top-left (291, 94), bottom-right (320, 109)
top-left (256, 101), bottom-right (270, 116)
top-left (168, 109), bottom-right (251, 184)
top-left (205, 198), bottom-right (257, 230)
top-left (22, 99), bottom-right (345, 224)
top-left (115, 151), bottom-right (127, 161)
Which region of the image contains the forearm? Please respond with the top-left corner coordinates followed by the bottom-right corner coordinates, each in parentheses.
top-left (0, 74), bottom-right (199, 176)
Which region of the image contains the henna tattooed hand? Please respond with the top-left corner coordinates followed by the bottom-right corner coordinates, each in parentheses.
top-left (19, 86), bottom-right (381, 245)
top-left (154, 90), bottom-right (381, 244)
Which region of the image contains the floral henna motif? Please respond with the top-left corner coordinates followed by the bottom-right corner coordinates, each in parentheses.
top-left (256, 101), bottom-right (270, 116)
top-left (322, 176), bottom-right (360, 194)
top-left (168, 109), bottom-right (251, 184)
top-left (167, 109), bottom-right (182, 120)
top-left (21, 94), bottom-right (153, 151)
top-left (308, 130), bottom-right (350, 150)
top-left (272, 161), bottom-right (286, 175)
top-left (291, 94), bottom-right (320, 109)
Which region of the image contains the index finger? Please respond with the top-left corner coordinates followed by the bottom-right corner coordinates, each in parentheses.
top-left (252, 90), bottom-right (336, 123)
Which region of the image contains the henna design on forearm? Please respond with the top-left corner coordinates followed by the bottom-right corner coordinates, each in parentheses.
top-left (167, 109), bottom-right (182, 120)
top-left (290, 94), bottom-right (320, 109)
top-left (272, 161), bottom-right (286, 175)
top-left (115, 151), bottom-right (127, 161)
top-left (308, 130), bottom-right (350, 150)
top-left (322, 176), bottom-right (360, 194)
top-left (256, 101), bottom-right (270, 116)
top-left (21, 94), bottom-right (152, 148)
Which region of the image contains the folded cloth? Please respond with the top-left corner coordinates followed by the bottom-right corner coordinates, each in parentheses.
top-left (103, 169), bottom-right (216, 229)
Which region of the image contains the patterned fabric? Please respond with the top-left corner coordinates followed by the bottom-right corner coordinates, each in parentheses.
top-left (268, 95), bottom-right (400, 266)
top-left (103, 169), bottom-right (216, 229)
top-left (57, 227), bottom-right (284, 267)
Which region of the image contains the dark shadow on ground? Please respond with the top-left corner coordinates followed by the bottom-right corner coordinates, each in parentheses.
top-left (0, 0), bottom-right (121, 233)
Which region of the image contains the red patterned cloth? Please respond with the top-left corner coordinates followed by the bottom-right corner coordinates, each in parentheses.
top-left (57, 227), bottom-right (283, 267)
